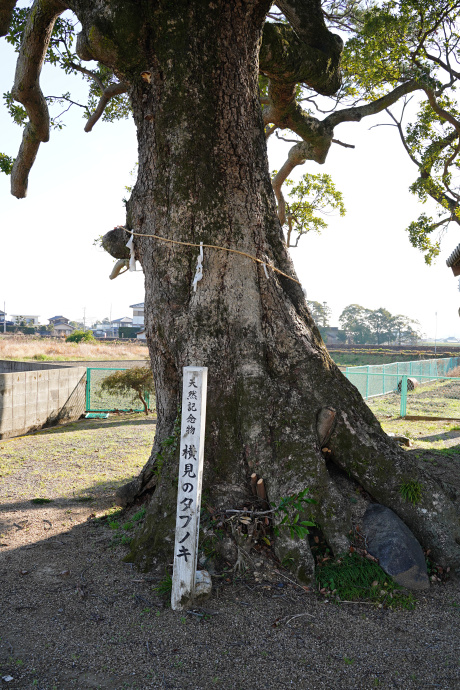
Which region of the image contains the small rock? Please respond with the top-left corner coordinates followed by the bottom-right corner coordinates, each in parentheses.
top-left (194, 570), bottom-right (212, 602)
top-left (362, 504), bottom-right (429, 590)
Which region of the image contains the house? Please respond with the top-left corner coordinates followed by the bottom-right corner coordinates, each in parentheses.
top-left (136, 328), bottom-right (146, 340)
top-left (11, 315), bottom-right (40, 326)
top-left (322, 326), bottom-right (342, 344)
top-left (111, 316), bottom-right (133, 329)
top-left (48, 315), bottom-right (74, 337)
top-left (49, 315), bottom-right (70, 326)
top-left (52, 323), bottom-right (75, 337)
top-left (130, 302), bottom-right (144, 328)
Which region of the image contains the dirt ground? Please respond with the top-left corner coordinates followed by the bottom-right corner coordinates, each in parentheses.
top-left (1, 414), bottom-right (459, 690)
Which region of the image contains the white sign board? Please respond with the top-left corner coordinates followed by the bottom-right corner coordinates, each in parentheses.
top-left (171, 366), bottom-right (208, 610)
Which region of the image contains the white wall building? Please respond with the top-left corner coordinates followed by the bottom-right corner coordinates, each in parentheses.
top-left (130, 302), bottom-right (144, 327)
top-left (11, 315), bottom-right (40, 325)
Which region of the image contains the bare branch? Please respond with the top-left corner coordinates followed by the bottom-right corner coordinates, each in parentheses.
top-left (423, 51), bottom-right (460, 81)
top-left (10, 0), bottom-right (67, 198)
top-left (385, 108), bottom-right (421, 168)
top-left (84, 81), bottom-right (129, 133)
top-left (332, 138), bottom-right (354, 149)
top-left (324, 80), bottom-right (421, 129)
top-left (68, 61), bottom-right (105, 93)
top-left (275, 130), bottom-right (302, 144)
top-left (272, 142), bottom-right (310, 225)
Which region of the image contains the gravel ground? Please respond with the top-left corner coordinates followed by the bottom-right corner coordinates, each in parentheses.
top-left (0, 416), bottom-right (459, 690)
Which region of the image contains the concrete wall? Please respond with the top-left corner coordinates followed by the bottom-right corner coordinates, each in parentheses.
top-left (0, 362), bottom-right (87, 439)
top-left (57, 360), bottom-right (147, 369)
top-left (0, 360), bottom-right (66, 373)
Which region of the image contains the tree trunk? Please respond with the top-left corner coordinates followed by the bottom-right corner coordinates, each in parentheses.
top-left (75, 0), bottom-right (459, 579)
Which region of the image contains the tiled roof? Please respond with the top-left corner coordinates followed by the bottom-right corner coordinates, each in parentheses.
top-left (446, 243), bottom-right (460, 267)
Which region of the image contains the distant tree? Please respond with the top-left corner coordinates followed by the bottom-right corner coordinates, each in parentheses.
top-left (339, 305), bottom-right (374, 345)
top-left (99, 367), bottom-right (155, 415)
top-left (367, 308), bottom-right (394, 345)
top-left (66, 329), bottom-right (95, 344)
top-left (340, 305), bottom-right (423, 345)
top-left (392, 315), bottom-right (422, 345)
top-left (307, 301), bottom-right (332, 329)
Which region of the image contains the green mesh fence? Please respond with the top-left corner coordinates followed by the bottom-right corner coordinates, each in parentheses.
top-left (399, 374), bottom-right (460, 419)
top-left (345, 357), bottom-right (460, 400)
top-left (86, 368), bottom-right (151, 413)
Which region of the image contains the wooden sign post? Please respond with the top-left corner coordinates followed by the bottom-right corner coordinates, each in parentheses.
top-left (171, 366), bottom-right (208, 610)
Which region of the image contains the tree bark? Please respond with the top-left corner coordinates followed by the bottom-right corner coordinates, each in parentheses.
top-left (14, 0), bottom-right (460, 578)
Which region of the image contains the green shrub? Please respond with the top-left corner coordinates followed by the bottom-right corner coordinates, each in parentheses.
top-left (66, 329), bottom-right (95, 343)
top-left (99, 366), bottom-right (155, 415)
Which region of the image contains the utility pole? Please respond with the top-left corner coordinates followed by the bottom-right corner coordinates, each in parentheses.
top-left (434, 312), bottom-right (438, 355)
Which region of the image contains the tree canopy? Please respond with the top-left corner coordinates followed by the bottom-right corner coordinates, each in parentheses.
top-left (339, 303), bottom-right (421, 343)
top-left (2, 1), bottom-right (460, 261)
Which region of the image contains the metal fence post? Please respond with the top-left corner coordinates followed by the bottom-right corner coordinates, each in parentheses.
top-left (86, 368), bottom-right (91, 412)
top-left (400, 375), bottom-right (408, 418)
top-left (366, 366), bottom-right (370, 399)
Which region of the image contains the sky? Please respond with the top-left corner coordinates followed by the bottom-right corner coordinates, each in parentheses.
top-left (1, 27), bottom-right (460, 339)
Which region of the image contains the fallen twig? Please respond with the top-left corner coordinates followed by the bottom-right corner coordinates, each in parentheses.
top-left (284, 612), bottom-right (315, 625)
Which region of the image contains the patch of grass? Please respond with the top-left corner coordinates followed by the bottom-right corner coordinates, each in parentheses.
top-left (107, 504), bottom-right (147, 547)
top-left (30, 497), bottom-right (53, 504)
top-left (399, 480), bottom-right (423, 504)
top-left (153, 571), bottom-right (173, 598)
top-left (315, 552), bottom-right (416, 609)
top-left (0, 413), bottom-right (154, 501)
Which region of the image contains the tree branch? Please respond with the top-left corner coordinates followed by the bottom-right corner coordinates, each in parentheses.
top-left (84, 81), bottom-right (128, 132)
top-left (324, 80), bottom-right (421, 129)
top-left (423, 87), bottom-right (460, 136)
top-left (276, 0), bottom-right (343, 62)
top-left (0, 0), bottom-right (17, 36)
top-left (385, 108), bottom-right (421, 168)
top-left (68, 61), bottom-right (105, 92)
top-left (332, 138), bottom-right (354, 149)
top-left (272, 142), bottom-right (312, 225)
top-left (260, 20), bottom-right (341, 96)
top-left (10, 0), bottom-right (67, 198)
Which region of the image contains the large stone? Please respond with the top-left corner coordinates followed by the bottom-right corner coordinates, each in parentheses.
top-left (194, 570), bottom-right (212, 603)
top-left (362, 504), bottom-right (429, 590)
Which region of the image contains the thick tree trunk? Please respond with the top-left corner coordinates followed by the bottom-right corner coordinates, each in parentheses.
top-left (75, 0), bottom-right (459, 579)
